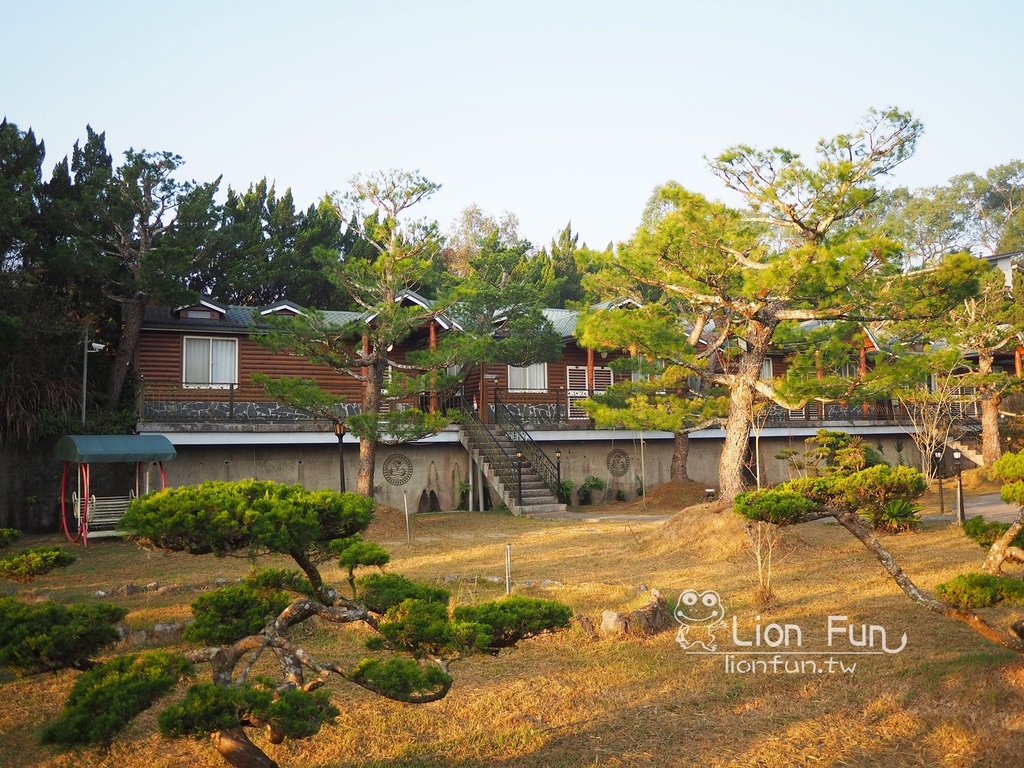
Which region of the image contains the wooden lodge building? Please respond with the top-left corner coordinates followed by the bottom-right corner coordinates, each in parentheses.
top-left (132, 295), bottom-right (1015, 513)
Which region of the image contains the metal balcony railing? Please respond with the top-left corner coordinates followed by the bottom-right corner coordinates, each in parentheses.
top-left (493, 393), bottom-right (560, 496)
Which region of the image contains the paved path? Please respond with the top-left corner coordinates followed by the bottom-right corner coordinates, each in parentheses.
top-left (928, 493), bottom-right (1022, 524)
top-left (531, 493), bottom-right (1023, 525)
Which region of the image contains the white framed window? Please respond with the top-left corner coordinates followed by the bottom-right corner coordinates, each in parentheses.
top-left (760, 358), bottom-right (773, 381)
top-left (183, 337), bottom-right (238, 388)
top-left (508, 362), bottom-right (548, 392)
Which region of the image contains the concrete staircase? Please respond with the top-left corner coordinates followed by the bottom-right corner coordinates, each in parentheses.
top-left (460, 424), bottom-right (566, 516)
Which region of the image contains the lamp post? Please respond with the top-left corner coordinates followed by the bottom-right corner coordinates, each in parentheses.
top-left (516, 449), bottom-right (523, 505)
top-left (81, 333), bottom-right (105, 426)
top-left (952, 448), bottom-right (964, 526)
top-left (334, 422), bottom-right (346, 492)
top-left (932, 448), bottom-right (945, 516)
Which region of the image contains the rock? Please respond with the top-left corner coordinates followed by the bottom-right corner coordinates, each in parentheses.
top-left (93, 590), bottom-right (108, 598)
top-left (152, 622), bottom-right (184, 643)
top-left (125, 630), bottom-right (148, 646)
top-left (601, 610), bottom-right (626, 635)
top-left (144, 581), bottom-right (160, 592)
top-left (540, 579), bottom-right (562, 589)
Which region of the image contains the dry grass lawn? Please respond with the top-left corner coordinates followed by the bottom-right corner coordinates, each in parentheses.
top-left (2, 479), bottom-right (1024, 767)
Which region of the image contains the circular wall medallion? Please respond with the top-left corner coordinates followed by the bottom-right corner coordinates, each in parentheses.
top-left (606, 448), bottom-right (630, 477)
top-left (382, 453), bottom-right (414, 486)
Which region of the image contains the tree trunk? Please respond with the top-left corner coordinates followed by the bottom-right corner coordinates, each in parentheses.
top-left (982, 507), bottom-right (1024, 574)
top-left (670, 431), bottom-right (690, 481)
top-left (833, 512), bottom-right (1024, 654)
top-left (211, 727), bottom-right (279, 768)
top-left (355, 361), bottom-right (385, 497)
top-left (719, 381), bottom-right (753, 503)
top-left (718, 317), bottom-right (774, 504)
top-left (978, 352), bottom-right (1002, 466)
top-left (106, 293), bottom-right (145, 408)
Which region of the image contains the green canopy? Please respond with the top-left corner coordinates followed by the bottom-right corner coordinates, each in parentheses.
top-left (55, 435), bottom-right (177, 464)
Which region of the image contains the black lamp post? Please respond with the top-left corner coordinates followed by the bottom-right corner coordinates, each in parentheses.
top-left (555, 450), bottom-right (562, 498)
top-left (334, 422), bottom-right (346, 493)
top-left (516, 449), bottom-right (523, 505)
top-left (952, 448), bottom-right (964, 526)
top-left (932, 448), bottom-right (945, 516)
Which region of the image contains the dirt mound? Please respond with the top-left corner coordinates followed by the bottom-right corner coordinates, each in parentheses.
top-left (619, 480), bottom-right (715, 514)
top-left (646, 501), bottom-right (748, 561)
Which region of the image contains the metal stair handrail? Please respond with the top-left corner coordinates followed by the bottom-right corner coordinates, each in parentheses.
top-left (493, 393), bottom-right (560, 497)
top-left (459, 399), bottom-right (521, 499)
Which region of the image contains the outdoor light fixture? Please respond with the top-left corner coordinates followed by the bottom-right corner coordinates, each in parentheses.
top-left (334, 422), bottom-right (347, 492)
top-left (952, 448), bottom-right (965, 525)
top-left (515, 450), bottom-right (524, 505)
top-left (933, 448), bottom-right (946, 516)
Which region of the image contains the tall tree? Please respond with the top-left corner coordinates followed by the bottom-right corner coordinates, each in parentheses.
top-left (417, 225), bottom-right (563, 404)
top-left (948, 160), bottom-right (1024, 255)
top-left (54, 128), bottom-right (221, 408)
top-left (191, 181), bottom-right (350, 308)
top-left (593, 109), bottom-right (981, 501)
top-left (258, 170), bottom-right (448, 497)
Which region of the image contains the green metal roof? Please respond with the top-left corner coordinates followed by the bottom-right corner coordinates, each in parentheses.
top-left (55, 435), bottom-right (177, 464)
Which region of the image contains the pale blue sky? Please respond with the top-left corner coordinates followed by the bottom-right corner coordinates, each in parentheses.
top-left (3, 1), bottom-right (1021, 250)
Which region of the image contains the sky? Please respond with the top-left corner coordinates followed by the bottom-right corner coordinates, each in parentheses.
top-left (3, 0), bottom-right (1023, 251)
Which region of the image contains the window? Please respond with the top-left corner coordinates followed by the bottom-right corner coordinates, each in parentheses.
top-left (760, 358), bottom-right (773, 381)
top-left (508, 362), bottom-right (548, 392)
top-left (183, 337), bottom-right (237, 387)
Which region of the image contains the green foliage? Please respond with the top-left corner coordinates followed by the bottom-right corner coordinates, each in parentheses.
top-left (780, 430), bottom-right (887, 480)
top-left (159, 678), bottom-right (339, 740)
top-left (577, 475), bottom-right (607, 505)
top-left (0, 528), bottom-right (22, 549)
top-left (557, 480), bottom-right (575, 504)
top-left (936, 572), bottom-right (1024, 609)
top-left (330, 534), bottom-right (391, 596)
top-left (0, 545), bottom-right (76, 583)
top-left (348, 407), bottom-right (451, 445)
top-left (243, 567), bottom-right (316, 598)
top-left (356, 572), bottom-right (450, 614)
top-left (183, 584), bottom-right (292, 645)
top-left (453, 596), bottom-right (573, 650)
top-left (875, 498), bottom-right (922, 533)
top-left (991, 450), bottom-right (1024, 506)
top-left (159, 681), bottom-right (259, 737)
top-left (375, 599), bottom-right (487, 657)
top-left (349, 657), bottom-right (452, 699)
top-left (733, 490), bottom-right (820, 525)
top-left (962, 515), bottom-right (1024, 550)
top-left (0, 597), bottom-right (127, 674)
top-left (120, 480), bottom-right (374, 556)
top-left (40, 651), bottom-right (190, 747)
top-left (832, 464), bottom-right (926, 528)
top-left (250, 374), bottom-right (346, 425)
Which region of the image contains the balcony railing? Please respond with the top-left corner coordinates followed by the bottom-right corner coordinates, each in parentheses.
top-left (137, 380), bottom-right (981, 434)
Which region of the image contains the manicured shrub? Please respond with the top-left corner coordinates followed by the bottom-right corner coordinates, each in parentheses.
top-left (733, 489), bottom-right (819, 525)
top-left (453, 596), bottom-right (573, 649)
top-left (159, 679), bottom-right (339, 740)
top-left (40, 651), bottom-right (190, 747)
top-left (0, 545), bottom-right (76, 583)
top-left (357, 572), bottom-right (450, 614)
top-left (0, 598), bottom-right (126, 674)
top-left (183, 584), bottom-right (292, 645)
top-left (936, 572), bottom-right (1024, 609)
top-left (962, 515), bottom-right (1024, 549)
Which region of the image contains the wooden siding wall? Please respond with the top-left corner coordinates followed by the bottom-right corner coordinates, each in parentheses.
top-left (136, 330), bottom-right (361, 400)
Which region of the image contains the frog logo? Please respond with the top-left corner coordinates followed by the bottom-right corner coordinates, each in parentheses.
top-left (674, 589), bottom-right (726, 652)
